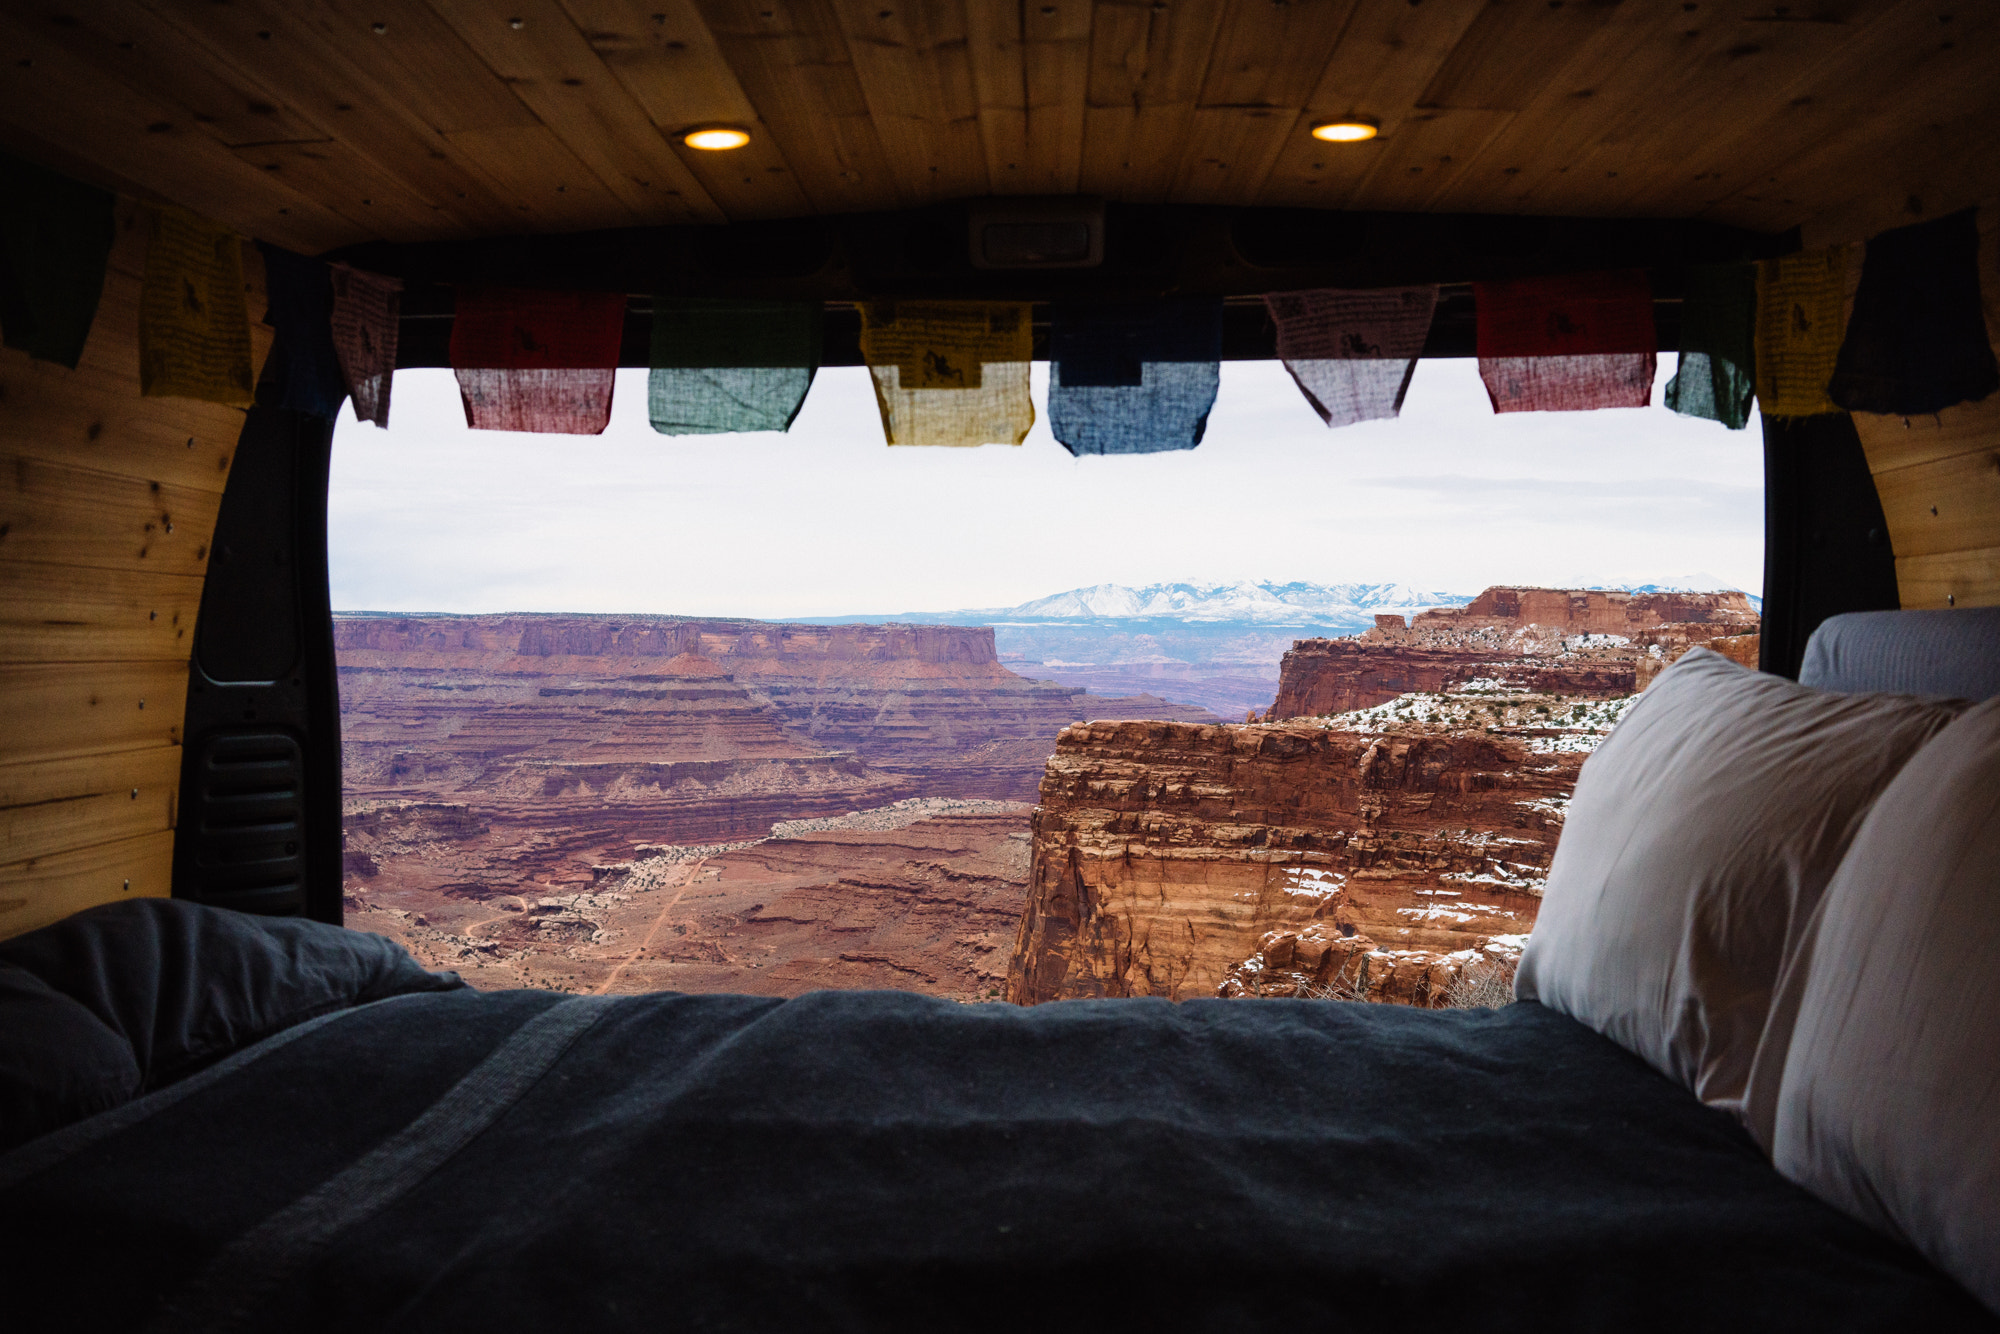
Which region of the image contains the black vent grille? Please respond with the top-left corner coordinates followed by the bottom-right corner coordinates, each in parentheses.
top-left (189, 731), bottom-right (306, 914)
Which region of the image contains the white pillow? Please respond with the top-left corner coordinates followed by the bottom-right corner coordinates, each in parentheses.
top-left (1763, 697), bottom-right (2000, 1314)
top-left (1514, 648), bottom-right (1964, 1114)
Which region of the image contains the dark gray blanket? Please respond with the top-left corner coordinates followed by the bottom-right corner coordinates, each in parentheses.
top-left (2, 987), bottom-right (1988, 1331)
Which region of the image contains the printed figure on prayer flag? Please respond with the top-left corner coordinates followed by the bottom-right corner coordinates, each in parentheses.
top-left (1665, 264), bottom-right (1757, 430)
top-left (1754, 248), bottom-right (1846, 418)
top-left (1049, 299), bottom-right (1222, 456)
top-left (1830, 209), bottom-right (1999, 417)
top-left (138, 205), bottom-right (254, 407)
top-left (859, 302), bottom-right (1034, 446)
top-left (329, 264), bottom-right (400, 428)
top-left (450, 287), bottom-right (627, 434)
top-left (257, 244), bottom-right (348, 421)
top-left (1264, 287), bottom-right (1437, 428)
top-left (0, 153), bottom-right (115, 370)
top-left (649, 298), bottom-right (821, 435)
top-left (1475, 270), bottom-right (1655, 413)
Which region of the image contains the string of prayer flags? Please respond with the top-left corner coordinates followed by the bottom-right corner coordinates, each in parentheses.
top-left (0, 153), bottom-right (115, 369)
top-left (1829, 208), bottom-right (1999, 416)
top-left (858, 301), bottom-right (1034, 447)
top-left (1754, 248), bottom-right (1846, 418)
top-left (329, 263), bottom-right (401, 428)
top-left (450, 286), bottom-right (627, 434)
top-left (649, 298), bottom-right (821, 435)
top-left (1665, 263), bottom-right (1757, 430)
top-left (1475, 269), bottom-right (1656, 413)
top-left (1048, 298), bottom-right (1222, 456)
top-left (138, 204), bottom-right (254, 406)
top-left (257, 243), bottom-right (348, 420)
top-left (1264, 286), bottom-right (1437, 428)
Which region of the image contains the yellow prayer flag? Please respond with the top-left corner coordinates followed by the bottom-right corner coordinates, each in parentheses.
top-left (139, 204), bottom-right (254, 406)
top-left (1754, 248), bottom-right (1846, 418)
top-left (859, 302), bottom-right (1035, 446)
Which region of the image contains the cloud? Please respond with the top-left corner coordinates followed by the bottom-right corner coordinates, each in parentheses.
top-left (328, 359), bottom-right (1765, 617)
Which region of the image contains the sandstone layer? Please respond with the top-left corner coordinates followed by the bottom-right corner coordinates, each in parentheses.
top-left (346, 805), bottom-right (1032, 1001)
top-left (339, 613), bottom-right (1215, 894)
top-left (1268, 587), bottom-right (1759, 720)
top-left (1005, 711), bottom-right (1591, 1007)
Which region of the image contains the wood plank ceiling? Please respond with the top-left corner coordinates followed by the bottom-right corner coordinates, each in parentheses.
top-left (0, 1), bottom-right (1996, 257)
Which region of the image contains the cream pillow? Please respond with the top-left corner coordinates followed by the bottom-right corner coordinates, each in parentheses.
top-left (1764, 697), bottom-right (2000, 1314)
top-left (1514, 648), bottom-right (1964, 1114)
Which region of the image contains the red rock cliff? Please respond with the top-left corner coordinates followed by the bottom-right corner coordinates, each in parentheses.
top-left (1269, 586), bottom-right (1758, 719)
top-left (1006, 716), bottom-right (1582, 1007)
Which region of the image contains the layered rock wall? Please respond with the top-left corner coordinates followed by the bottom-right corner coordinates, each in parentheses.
top-left (1270, 586), bottom-right (1759, 718)
top-left (1007, 719), bottom-right (1576, 1006)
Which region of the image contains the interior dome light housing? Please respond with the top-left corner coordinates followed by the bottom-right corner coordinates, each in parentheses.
top-left (1310, 119), bottom-right (1379, 144)
top-left (683, 126), bottom-right (751, 151)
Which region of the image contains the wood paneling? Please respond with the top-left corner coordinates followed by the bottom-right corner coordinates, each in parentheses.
top-left (1852, 201), bottom-right (2000, 609)
top-left (0, 830), bottom-right (176, 941)
top-left (0, 748), bottom-right (181, 865)
top-left (5, 1), bottom-right (1997, 251)
top-left (0, 198), bottom-right (256, 938)
top-left (0, 565), bottom-right (202, 665)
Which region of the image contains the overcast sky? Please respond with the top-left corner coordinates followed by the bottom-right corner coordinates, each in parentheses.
top-left (327, 358), bottom-right (1763, 619)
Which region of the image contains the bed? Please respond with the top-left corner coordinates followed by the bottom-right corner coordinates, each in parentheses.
top-left (3, 609), bottom-right (1996, 1331)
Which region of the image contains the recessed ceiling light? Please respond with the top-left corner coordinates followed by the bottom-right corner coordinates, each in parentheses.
top-left (1311, 118), bottom-right (1379, 143)
top-left (683, 126), bottom-right (751, 151)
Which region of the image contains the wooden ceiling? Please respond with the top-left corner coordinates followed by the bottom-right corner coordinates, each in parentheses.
top-left (2, 1), bottom-right (1996, 257)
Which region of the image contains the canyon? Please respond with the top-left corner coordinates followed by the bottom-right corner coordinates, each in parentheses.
top-left (337, 613), bottom-right (1214, 996)
top-left (1007, 587), bottom-right (1760, 1008)
top-left (340, 587), bottom-right (1756, 1010)
top-left (1269, 587), bottom-right (1760, 719)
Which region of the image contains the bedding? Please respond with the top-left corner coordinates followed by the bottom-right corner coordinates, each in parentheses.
top-left (1514, 648), bottom-right (1964, 1115)
top-left (2, 985), bottom-right (1990, 1331)
top-left (0, 898), bottom-right (462, 1149)
top-left (1762, 697), bottom-right (2000, 1311)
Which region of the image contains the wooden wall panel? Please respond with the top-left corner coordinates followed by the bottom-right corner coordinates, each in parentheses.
top-left (1852, 200), bottom-right (2000, 610)
top-left (0, 201), bottom-right (264, 941)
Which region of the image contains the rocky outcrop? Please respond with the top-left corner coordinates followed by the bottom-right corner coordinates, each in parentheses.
top-left (338, 613), bottom-right (1217, 903)
top-left (1006, 716), bottom-right (1584, 1006)
top-left (1269, 586), bottom-right (1758, 719)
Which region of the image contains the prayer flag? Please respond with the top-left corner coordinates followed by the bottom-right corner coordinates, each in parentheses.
top-left (1754, 248), bottom-right (1846, 418)
top-left (0, 153), bottom-right (114, 369)
top-left (1264, 286), bottom-right (1437, 428)
top-left (649, 298), bottom-right (821, 435)
top-left (1049, 299), bottom-right (1222, 456)
top-left (450, 286), bottom-right (627, 434)
top-left (1830, 208), bottom-right (1998, 416)
top-left (1476, 269), bottom-right (1656, 413)
top-left (329, 263), bottom-right (401, 428)
top-left (1665, 263), bottom-right (1757, 430)
top-left (257, 243), bottom-right (347, 420)
top-left (859, 302), bottom-right (1034, 447)
top-left (139, 204), bottom-right (254, 407)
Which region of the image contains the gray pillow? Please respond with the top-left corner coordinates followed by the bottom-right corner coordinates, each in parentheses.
top-left (0, 898), bottom-right (463, 1149)
top-left (1514, 648), bottom-right (1965, 1115)
top-left (1763, 697), bottom-right (2000, 1315)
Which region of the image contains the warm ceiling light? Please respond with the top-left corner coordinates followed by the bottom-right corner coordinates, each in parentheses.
top-left (683, 126), bottom-right (751, 151)
top-left (1311, 118), bottom-right (1379, 143)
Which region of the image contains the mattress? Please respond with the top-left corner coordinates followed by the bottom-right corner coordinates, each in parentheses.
top-left (2, 986), bottom-right (1987, 1331)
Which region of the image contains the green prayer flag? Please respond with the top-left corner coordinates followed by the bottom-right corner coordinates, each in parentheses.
top-left (1666, 263), bottom-right (1756, 430)
top-left (649, 298), bottom-right (821, 435)
top-left (0, 153), bottom-right (115, 369)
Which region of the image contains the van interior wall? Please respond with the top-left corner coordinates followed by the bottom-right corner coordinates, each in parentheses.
top-left (1847, 204), bottom-right (2000, 611)
top-left (0, 199), bottom-right (268, 941)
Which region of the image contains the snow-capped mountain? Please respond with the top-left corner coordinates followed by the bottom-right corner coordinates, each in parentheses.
top-left (972, 580), bottom-right (1471, 625)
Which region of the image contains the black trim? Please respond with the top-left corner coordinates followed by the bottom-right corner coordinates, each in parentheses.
top-left (174, 346), bottom-right (343, 925)
top-left (1757, 411), bottom-right (1901, 679)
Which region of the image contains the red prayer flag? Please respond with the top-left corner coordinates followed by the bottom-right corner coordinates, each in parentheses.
top-left (450, 286), bottom-right (627, 433)
top-left (1475, 270), bottom-right (1656, 413)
